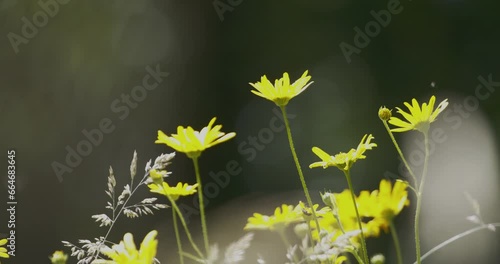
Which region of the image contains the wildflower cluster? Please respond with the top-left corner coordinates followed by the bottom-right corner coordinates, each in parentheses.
top-left (244, 179), bottom-right (409, 262)
top-left (53, 69), bottom-right (497, 264)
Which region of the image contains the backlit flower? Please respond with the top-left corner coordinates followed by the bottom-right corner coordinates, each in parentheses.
top-left (244, 204), bottom-right (302, 232)
top-left (94, 230), bottom-right (158, 264)
top-left (156, 117), bottom-right (236, 158)
top-left (388, 95), bottom-right (448, 133)
top-left (310, 134), bottom-right (377, 171)
top-left (357, 180), bottom-right (410, 232)
top-left (249, 70), bottom-right (313, 106)
top-left (0, 238), bottom-right (9, 259)
top-left (148, 178), bottom-right (198, 201)
top-left (315, 180), bottom-right (409, 240)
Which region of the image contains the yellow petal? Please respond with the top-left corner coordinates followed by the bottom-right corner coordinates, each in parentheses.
top-left (388, 117), bottom-right (413, 130)
top-left (311, 147), bottom-right (332, 161)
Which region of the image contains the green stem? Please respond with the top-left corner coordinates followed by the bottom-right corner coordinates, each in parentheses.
top-left (306, 219), bottom-right (315, 249)
top-left (192, 157), bottom-right (210, 255)
top-left (417, 223), bottom-right (500, 263)
top-left (169, 197), bottom-right (204, 259)
top-left (343, 170), bottom-right (369, 264)
top-left (181, 251), bottom-right (204, 262)
top-left (280, 106), bottom-right (321, 231)
top-left (390, 221), bottom-right (403, 264)
top-left (172, 210), bottom-right (184, 264)
top-left (415, 132), bottom-right (430, 264)
top-left (349, 250), bottom-right (365, 264)
top-left (382, 120), bottom-right (418, 189)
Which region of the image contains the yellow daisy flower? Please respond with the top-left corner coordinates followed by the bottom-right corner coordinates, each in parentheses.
top-left (249, 70), bottom-right (313, 106)
top-left (49, 251), bottom-right (68, 264)
top-left (296, 201), bottom-right (330, 220)
top-left (357, 179), bottom-right (410, 232)
top-left (148, 180), bottom-right (198, 201)
top-left (96, 230), bottom-right (158, 264)
top-left (388, 95), bottom-right (448, 133)
top-left (156, 117), bottom-right (236, 158)
top-left (317, 184), bottom-right (407, 239)
top-left (309, 134), bottom-right (377, 171)
top-left (0, 238), bottom-right (9, 259)
top-left (244, 204), bottom-right (302, 232)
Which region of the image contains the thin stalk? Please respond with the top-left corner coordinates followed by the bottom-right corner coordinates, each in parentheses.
top-left (414, 132), bottom-right (430, 264)
top-left (382, 120), bottom-right (418, 189)
top-left (390, 221), bottom-right (403, 264)
top-left (280, 106), bottom-right (321, 231)
top-left (169, 197), bottom-right (204, 259)
top-left (417, 223), bottom-right (500, 263)
top-left (278, 229), bottom-right (300, 263)
top-left (343, 170), bottom-right (369, 264)
top-left (172, 210), bottom-right (184, 264)
top-left (192, 157), bottom-right (210, 255)
top-left (93, 171), bottom-right (153, 260)
top-left (349, 250), bottom-right (365, 264)
top-left (306, 220), bottom-right (315, 250)
top-left (181, 251), bottom-right (204, 262)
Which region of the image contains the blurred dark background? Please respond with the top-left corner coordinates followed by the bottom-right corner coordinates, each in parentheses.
top-left (0, 0), bottom-right (499, 263)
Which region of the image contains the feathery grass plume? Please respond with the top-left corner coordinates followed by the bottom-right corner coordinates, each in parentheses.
top-left (62, 152), bottom-right (171, 264)
top-left (130, 150), bottom-right (137, 183)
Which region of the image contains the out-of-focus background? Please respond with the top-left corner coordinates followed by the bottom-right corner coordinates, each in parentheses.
top-left (0, 0), bottom-right (499, 263)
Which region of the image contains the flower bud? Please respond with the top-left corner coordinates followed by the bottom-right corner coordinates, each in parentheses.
top-left (294, 223), bottom-right (309, 239)
top-left (378, 107), bottom-right (392, 121)
top-left (50, 251), bottom-right (68, 264)
top-left (370, 254), bottom-right (385, 264)
top-left (321, 192), bottom-right (334, 208)
top-left (149, 169), bottom-right (166, 185)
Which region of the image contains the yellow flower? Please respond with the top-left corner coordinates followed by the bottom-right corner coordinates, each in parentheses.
top-left (310, 134), bottom-right (377, 171)
top-left (315, 183), bottom-right (407, 239)
top-left (96, 230), bottom-right (158, 264)
top-left (49, 251), bottom-right (68, 264)
top-left (156, 117), bottom-right (236, 158)
top-left (296, 201), bottom-right (330, 220)
top-left (244, 204), bottom-right (302, 232)
top-left (357, 179), bottom-right (410, 232)
top-left (388, 95), bottom-right (448, 133)
top-left (0, 239), bottom-right (9, 259)
top-left (148, 169), bottom-right (167, 185)
top-left (148, 180), bottom-right (198, 201)
top-left (249, 70), bottom-right (313, 106)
